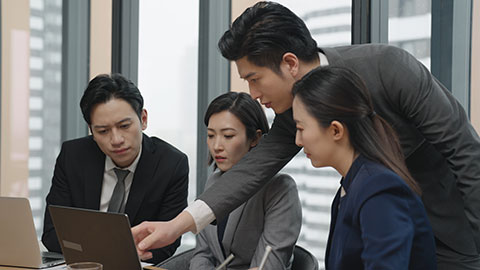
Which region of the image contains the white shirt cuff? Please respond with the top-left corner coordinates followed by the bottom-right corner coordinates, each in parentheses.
top-left (184, 200), bottom-right (216, 234)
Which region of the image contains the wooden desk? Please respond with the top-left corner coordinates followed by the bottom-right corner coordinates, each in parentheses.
top-left (0, 265), bottom-right (167, 270)
top-left (0, 265), bottom-right (65, 270)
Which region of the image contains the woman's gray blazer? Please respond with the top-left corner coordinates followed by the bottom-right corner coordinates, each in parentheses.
top-left (190, 171), bottom-right (302, 270)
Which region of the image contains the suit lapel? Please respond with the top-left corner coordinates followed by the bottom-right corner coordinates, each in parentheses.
top-left (125, 134), bottom-right (158, 224)
top-left (203, 170), bottom-right (247, 258)
top-left (84, 137), bottom-right (106, 210)
top-left (206, 225), bottom-right (226, 262)
top-left (325, 188), bottom-right (342, 268)
top-left (221, 202), bottom-right (247, 255)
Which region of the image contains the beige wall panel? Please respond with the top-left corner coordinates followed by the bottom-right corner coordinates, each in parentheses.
top-left (1, 0), bottom-right (30, 196)
top-left (472, 1), bottom-right (480, 133)
top-left (90, 0), bottom-right (112, 79)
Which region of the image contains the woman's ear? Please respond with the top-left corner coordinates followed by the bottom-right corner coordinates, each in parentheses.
top-left (250, 129), bottom-right (263, 148)
top-left (330, 120), bottom-right (345, 141)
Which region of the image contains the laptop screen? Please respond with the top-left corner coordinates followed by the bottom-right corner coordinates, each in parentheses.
top-left (49, 205), bottom-right (142, 270)
top-left (0, 197), bottom-right (64, 268)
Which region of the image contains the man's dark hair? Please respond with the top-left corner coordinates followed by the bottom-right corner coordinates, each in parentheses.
top-left (80, 73), bottom-right (144, 125)
top-left (218, 1), bottom-right (318, 73)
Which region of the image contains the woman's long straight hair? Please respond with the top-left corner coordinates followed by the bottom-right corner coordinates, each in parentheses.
top-left (292, 66), bottom-right (421, 195)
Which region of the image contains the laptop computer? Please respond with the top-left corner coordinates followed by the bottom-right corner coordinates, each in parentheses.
top-left (49, 205), bottom-right (144, 270)
top-left (0, 197), bottom-right (64, 268)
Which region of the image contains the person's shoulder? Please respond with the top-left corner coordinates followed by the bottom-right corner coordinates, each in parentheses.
top-left (57, 135), bottom-right (105, 164)
top-left (360, 160), bottom-right (404, 185)
top-left (62, 135), bottom-right (93, 145)
top-left (254, 173), bottom-right (301, 214)
top-left (375, 44), bottom-right (413, 61)
top-left (354, 160), bottom-right (413, 198)
top-left (56, 136), bottom-right (103, 163)
top-left (61, 135), bottom-right (96, 151)
top-left (327, 43), bottom-right (393, 53)
top-left (324, 44), bottom-right (410, 72)
top-left (372, 44), bottom-right (406, 59)
top-left (270, 173), bottom-right (296, 187)
top-left (262, 173), bottom-right (298, 196)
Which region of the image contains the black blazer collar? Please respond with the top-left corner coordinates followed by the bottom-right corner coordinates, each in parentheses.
top-left (83, 136), bottom-right (107, 210)
top-left (124, 134), bottom-right (159, 223)
top-left (82, 133), bottom-right (158, 222)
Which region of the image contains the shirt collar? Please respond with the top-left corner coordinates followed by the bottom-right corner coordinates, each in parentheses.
top-left (319, 51), bottom-right (329, 66)
top-left (105, 144), bottom-right (142, 173)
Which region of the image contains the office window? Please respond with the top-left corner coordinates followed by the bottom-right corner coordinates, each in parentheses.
top-left (472, 1), bottom-right (480, 131)
top-left (1, 0), bottom-right (63, 237)
top-left (138, 0), bottom-right (199, 253)
top-left (389, 0), bottom-right (431, 69)
top-left (286, 0), bottom-right (352, 46)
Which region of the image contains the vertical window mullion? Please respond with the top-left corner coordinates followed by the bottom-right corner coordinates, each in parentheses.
top-left (197, 0), bottom-right (231, 196)
top-left (61, 0), bottom-right (90, 141)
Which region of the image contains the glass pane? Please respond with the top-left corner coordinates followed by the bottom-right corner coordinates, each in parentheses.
top-left (279, 0), bottom-right (352, 46)
top-left (1, 0), bottom-right (63, 238)
top-left (388, 0), bottom-right (431, 69)
top-left (138, 0), bottom-right (199, 253)
top-left (472, 2), bottom-right (480, 132)
top-left (272, 0), bottom-right (351, 266)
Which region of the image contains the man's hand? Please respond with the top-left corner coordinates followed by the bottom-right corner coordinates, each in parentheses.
top-left (131, 211), bottom-right (196, 260)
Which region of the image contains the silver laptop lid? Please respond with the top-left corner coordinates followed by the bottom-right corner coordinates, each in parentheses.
top-left (49, 205), bottom-right (142, 270)
top-left (0, 197), bottom-right (43, 268)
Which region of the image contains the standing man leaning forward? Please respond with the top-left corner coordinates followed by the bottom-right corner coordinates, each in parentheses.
top-left (132, 2), bottom-right (480, 269)
top-left (42, 74), bottom-right (189, 264)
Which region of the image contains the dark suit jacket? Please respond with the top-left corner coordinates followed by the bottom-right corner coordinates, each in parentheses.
top-left (190, 172), bottom-right (302, 270)
top-left (325, 155), bottom-right (436, 270)
top-left (198, 44), bottom-right (480, 255)
top-left (41, 134), bottom-right (189, 264)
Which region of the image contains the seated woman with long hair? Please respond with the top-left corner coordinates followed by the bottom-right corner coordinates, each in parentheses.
top-left (189, 92), bottom-right (302, 270)
top-left (292, 66), bottom-right (436, 269)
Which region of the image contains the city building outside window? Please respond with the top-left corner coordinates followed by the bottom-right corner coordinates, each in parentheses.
top-left (1, 0), bottom-right (63, 239)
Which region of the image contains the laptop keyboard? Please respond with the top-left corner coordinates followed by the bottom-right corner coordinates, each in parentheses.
top-left (42, 256), bottom-right (60, 264)
top-left (41, 251), bottom-right (64, 266)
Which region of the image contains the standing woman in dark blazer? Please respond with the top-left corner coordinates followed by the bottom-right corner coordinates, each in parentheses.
top-left (292, 66), bottom-right (437, 270)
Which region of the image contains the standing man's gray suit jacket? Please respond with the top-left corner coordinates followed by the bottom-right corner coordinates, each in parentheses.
top-left (198, 44), bottom-right (480, 256)
top-left (190, 172), bottom-right (302, 270)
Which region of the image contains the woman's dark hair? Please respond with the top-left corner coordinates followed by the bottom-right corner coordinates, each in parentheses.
top-left (218, 1), bottom-right (318, 74)
top-left (204, 92), bottom-right (269, 166)
top-left (292, 66), bottom-right (421, 195)
top-left (80, 73), bottom-right (144, 125)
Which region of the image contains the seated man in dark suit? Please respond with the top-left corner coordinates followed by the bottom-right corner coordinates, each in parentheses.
top-left (41, 73), bottom-right (189, 264)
